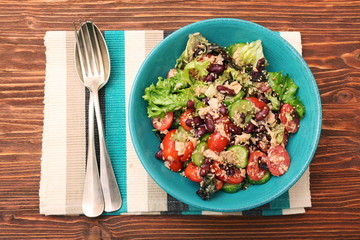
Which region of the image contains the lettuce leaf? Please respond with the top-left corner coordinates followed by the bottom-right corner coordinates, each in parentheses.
top-left (175, 33), bottom-right (210, 69)
top-left (143, 77), bottom-right (194, 118)
top-left (143, 60), bottom-right (209, 118)
top-left (226, 40), bottom-right (266, 67)
top-left (267, 72), bottom-right (305, 118)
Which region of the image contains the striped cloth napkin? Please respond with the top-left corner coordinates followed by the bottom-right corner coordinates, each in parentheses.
top-left (40, 30), bottom-right (311, 216)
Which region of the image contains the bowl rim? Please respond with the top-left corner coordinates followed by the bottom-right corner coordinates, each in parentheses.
top-left (128, 18), bottom-right (322, 212)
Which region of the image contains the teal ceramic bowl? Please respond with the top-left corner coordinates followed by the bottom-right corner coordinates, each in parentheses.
top-left (129, 18), bottom-right (321, 212)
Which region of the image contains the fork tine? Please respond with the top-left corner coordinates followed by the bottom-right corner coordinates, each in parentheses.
top-left (83, 21), bottom-right (99, 76)
top-left (91, 22), bottom-right (104, 76)
top-left (74, 21), bottom-right (88, 80)
top-left (79, 21), bottom-right (93, 77)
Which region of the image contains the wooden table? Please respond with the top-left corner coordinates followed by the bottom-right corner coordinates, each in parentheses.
top-left (1, 1), bottom-right (359, 239)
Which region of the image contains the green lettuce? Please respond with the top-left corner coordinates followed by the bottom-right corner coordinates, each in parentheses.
top-left (143, 77), bottom-right (194, 118)
top-left (226, 40), bottom-right (266, 67)
top-left (143, 59), bottom-right (209, 118)
top-left (175, 33), bottom-right (210, 69)
top-left (267, 72), bottom-right (305, 118)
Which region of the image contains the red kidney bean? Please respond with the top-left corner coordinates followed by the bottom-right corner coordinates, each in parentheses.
top-left (208, 64), bottom-right (225, 74)
top-left (219, 104), bottom-right (228, 116)
top-left (257, 140), bottom-right (269, 153)
top-left (200, 164), bottom-right (210, 177)
top-left (194, 125), bottom-right (207, 138)
top-left (226, 166), bottom-right (235, 176)
top-left (255, 105), bottom-right (270, 121)
top-left (185, 118), bottom-right (194, 128)
top-left (187, 100), bottom-right (195, 109)
top-left (192, 116), bottom-right (203, 127)
top-left (204, 73), bottom-right (216, 82)
top-left (245, 123), bottom-right (255, 133)
top-left (202, 97), bottom-right (210, 104)
top-left (204, 113), bottom-right (215, 133)
top-left (155, 149), bottom-right (163, 160)
top-left (228, 123), bottom-right (242, 135)
top-left (216, 85), bottom-right (235, 96)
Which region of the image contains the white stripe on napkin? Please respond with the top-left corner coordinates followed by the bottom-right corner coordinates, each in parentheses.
top-left (125, 31), bottom-right (168, 213)
top-left (40, 31), bottom-right (85, 215)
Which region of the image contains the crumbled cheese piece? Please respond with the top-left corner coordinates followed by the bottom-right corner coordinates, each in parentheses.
top-left (167, 68), bottom-right (177, 78)
top-left (204, 149), bottom-right (220, 161)
top-left (160, 129), bottom-right (169, 135)
top-left (225, 81), bottom-right (242, 94)
top-left (265, 125), bottom-right (278, 147)
top-left (198, 106), bottom-right (211, 118)
top-left (266, 111), bottom-right (276, 127)
top-left (250, 119), bottom-right (259, 127)
top-left (240, 168), bottom-right (246, 177)
top-left (194, 85), bottom-right (208, 96)
top-left (219, 151), bottom-right (237, 165)
top-left (175, 141), bottom-right (186, 156)
top-left (215, 121), bottom-right (230, 140)
top-left (234, 133), bottom-right (251, 145)
top-left (208, 97), bottom-right (220, 111)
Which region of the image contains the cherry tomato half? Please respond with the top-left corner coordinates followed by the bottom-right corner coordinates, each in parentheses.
top-left (151, 112), bottom-right (174, 131)
top-left (166, 159), bottom-right (183, 172)
top-left (215, 179), bottom-right (224, 191)
top-left (279, 103), bottom-right (300, 133)
top-left (180, 109), bottom-right (194, 131)
top-left (180, 141), bottom-right (195, 162)
top-left (266, 145), bottom-right (290, 176)
top-left (246, 150), bottom-right (268, 181)
top-left (212, 161), bottom-right (244, 184)
top-left (184, 162), bottom-right (202, 182)
top-left (162, 129), bottom-right (181, 162)
top-left (208, 131), bottom-right (230, 152)
top-left (244, 97), bottom-right (266, 109)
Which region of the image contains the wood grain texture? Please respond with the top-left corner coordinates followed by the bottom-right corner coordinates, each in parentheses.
top-left (0, 0), bottom-right (359, 239)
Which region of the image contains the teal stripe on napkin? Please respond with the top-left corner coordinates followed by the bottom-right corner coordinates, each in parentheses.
top-left (104, 31), bottom-right (127, 214)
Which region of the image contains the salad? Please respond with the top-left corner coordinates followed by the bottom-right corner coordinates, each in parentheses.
top-left (143, 33), bottom-right (305, 200)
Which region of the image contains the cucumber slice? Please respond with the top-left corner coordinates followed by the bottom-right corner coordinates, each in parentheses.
top-left (229, 99), bottom-right (254, 125)
top-left (223, 90), bottom-right (245, 106)
top-left (247, 171), bottom-right (271, 185)
top-left (200, 132), bottom-right (211, 142)
top-left (191, 141), bottom-right (207, 167)
top-left (222, 182), bottom-right (243, 193)
top-left (227, 145), bottom-right (249, 168)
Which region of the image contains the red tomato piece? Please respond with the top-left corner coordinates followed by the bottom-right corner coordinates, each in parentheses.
top-left (279, 103), bottom-right (300, 133)
top-left (166, 159), bottom-right (183, 172)
top-left (266, 145), bottom-right (290, 176)
top-left (244, 97), bottom-right (266, 109)
top-left (184, 162), bottom-right (202, 182)
top-left (225, 171), bottom-right (244, 184)
top-left (207, 131), bottom-right (230, 152)
top-left (215, 179), bottom-right (224, 191)
top-left (212, 161), bottom-right (244, 184)
top-left (180, 141), bottom-right (195, 162)
top-left (151, 112), bottom-right (174, 131)
top-left (162, 129), bottom-right (181, 162)
top-left (246, 150), bottom-right (268, 181)
top-left (180, 109), bottom-right (194, 131)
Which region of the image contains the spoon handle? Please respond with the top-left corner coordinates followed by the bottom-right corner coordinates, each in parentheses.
top-left (93, 91), bottom-right (122, 212)
top-left (82, 93), bottom-right (104, 217)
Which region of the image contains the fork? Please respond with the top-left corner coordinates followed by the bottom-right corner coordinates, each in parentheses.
top-left (74, 21), bottom-right (121, 217)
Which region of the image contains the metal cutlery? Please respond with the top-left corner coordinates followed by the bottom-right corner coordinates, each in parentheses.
top-left (74, 20), bottom-right (122, 217)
